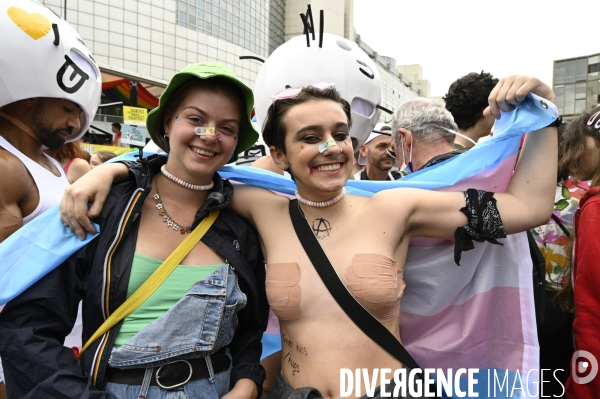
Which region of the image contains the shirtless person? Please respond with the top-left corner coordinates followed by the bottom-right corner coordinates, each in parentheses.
top-left (61, 75), bottom-right (558, 398)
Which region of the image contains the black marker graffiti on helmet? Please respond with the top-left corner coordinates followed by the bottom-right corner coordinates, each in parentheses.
top-left (56, 54), bottom-right (90, 94)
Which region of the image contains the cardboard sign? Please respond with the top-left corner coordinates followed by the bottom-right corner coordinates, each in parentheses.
top-left (123, 106), bottom-right (148, 126)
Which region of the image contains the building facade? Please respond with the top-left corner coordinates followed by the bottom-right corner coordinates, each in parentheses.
top-left (553, 53), bottom-right (600, 118)
top-left (355, 36), bottom-right (425, 122)
top-left (41, 0), bottom-right (424, 132)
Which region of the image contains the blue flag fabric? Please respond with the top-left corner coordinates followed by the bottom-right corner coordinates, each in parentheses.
top-left (0, 206), bottom-right (99, 304)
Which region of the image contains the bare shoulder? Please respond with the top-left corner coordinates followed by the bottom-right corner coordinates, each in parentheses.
top-left (230, 183), bottom-right (288, 222)
top-left (66, 158), bottom-right (92, 183)
top-left (70, 157), bottom-right (92, 171)
top-left (0, 150), bottom-right (31, 201)
top-left (251, 155), bottom-right (284, 175)
top-left (370, 187), bottom-right (422, 210)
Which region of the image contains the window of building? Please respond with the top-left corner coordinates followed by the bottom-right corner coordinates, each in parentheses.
top-left (555, 85), bottom-right (565, 115)
top-left (564, 84), bottom-right (575, 115)
top-left (588, 80), bottom-right (600, 109)
top-left (575, 82), bottom-right (587, 114)
top-left (565, 60), bottom-right (577, 84)
top-left (555, 61), bottom-right (565, 85)
top-left (589, 56), bottom-right (599, 78)
top-left (176, 0), bottom-right (285, 57)
top-left (577, 58), bottom-right (587, 81)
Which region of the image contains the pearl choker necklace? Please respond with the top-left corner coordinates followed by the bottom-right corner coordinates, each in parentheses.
top-left (160, 165), bottom-right (214, 191)
top-left (295, 188), bottom-right (346, 208)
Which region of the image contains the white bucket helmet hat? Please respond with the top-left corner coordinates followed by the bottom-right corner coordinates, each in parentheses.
top-left (0, 0), bottom-right (101, 142)
top-left (253, 32), bottom-right (382, 150)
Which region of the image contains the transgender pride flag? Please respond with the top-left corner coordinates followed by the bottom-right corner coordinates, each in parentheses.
top-left (0, 94), bottom-right (557, 398)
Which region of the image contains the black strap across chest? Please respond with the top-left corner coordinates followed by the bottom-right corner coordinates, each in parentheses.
top-left (288, 199), bottom-right (420, 370)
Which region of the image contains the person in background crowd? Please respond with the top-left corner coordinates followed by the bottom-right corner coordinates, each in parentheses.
top-left (530, 121), bottom-right (587, 396)
top-left (444, 71), bottom-right (499, 149)
top-left (81, 150), bottom-right (91, 163)
top-left (391, 98), bottom-right (459, 174)
top-left (251, 154), bottom-right (288, 176)
top-left (350, 137), bottom-right (364, 178)
top-left (45, 140), bottom-right (92, 184)
top-left (111, 122), bottom-right (122, 146)
top-left (355, 124), bottom-right (400, 181)
top-left (553, 105), bottom-right (600, 397)
top-left (89, 150), bottom-right (117, 169)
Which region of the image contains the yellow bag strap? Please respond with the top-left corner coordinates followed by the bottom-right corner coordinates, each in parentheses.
top-left (79, 210), bottom-right (220, 357)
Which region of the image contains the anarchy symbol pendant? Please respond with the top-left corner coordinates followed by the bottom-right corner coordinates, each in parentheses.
top-left (312, 218), bottom-right (332, 240)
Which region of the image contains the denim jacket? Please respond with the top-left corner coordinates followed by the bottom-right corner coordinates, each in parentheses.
top-left (0, 155), bottom-right (268, 399)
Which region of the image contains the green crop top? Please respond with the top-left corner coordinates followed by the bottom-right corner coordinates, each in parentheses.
top-left (113, 252), bottom-right (224, 348)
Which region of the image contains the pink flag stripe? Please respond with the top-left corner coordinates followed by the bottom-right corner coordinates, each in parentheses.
top-left (435, 153), bottom-right (518, 193)
top-left (402, 233), bottom-right (531, 316)
top-left (401, 286), bottom-right (538, 373)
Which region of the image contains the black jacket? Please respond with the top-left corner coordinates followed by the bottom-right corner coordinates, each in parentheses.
top-left (0, 155), bottom-right (268, 398)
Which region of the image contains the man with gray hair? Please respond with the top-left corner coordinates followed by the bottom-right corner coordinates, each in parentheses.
top-left (391, 98), bottom-right (463, 173)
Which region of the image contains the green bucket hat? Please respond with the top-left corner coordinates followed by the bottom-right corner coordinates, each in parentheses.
top-left (146, 62), bottom-right (258, 162)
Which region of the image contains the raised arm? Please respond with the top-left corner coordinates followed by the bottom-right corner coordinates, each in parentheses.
top-left (61, 161), bottom-right (129, 239)
top-left (377, 76), bottom-right (557, 243)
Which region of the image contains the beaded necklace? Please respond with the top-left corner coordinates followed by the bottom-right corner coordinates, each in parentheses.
top-left (295, 188), bottom-right (346, 208)
top-left (160, 164), bottom-right (214, 191)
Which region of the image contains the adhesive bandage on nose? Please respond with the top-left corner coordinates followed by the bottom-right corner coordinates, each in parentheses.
top-left (194, 126), bottom-right (221, 141)
top-left (318, 137), bottom-right (340, 154)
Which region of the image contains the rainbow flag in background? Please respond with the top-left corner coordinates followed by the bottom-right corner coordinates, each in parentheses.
top-left (102, 79), bottom-right (159, 110)
top-left (0, 94), bottom-right (557, 398)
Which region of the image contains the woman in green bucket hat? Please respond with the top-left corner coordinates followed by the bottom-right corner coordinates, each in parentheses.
top-left (0, 63), bottom-right (267, 399)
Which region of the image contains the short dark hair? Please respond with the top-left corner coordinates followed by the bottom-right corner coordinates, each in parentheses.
top-left (443, 71), bottom-right (498, 130)
top-left (262, 86), bottom-right (352, 154)
top-left (111, 122), bottom-right (122, 130)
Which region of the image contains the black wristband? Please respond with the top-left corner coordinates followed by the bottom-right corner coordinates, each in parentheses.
top-left (119, 160), bottom-right (137, 169)
top-left (546, 116), bottom-right (563, 128)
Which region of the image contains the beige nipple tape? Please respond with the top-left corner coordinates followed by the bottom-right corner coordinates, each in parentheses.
top-left (265, 263), bottom-right (302, 320)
